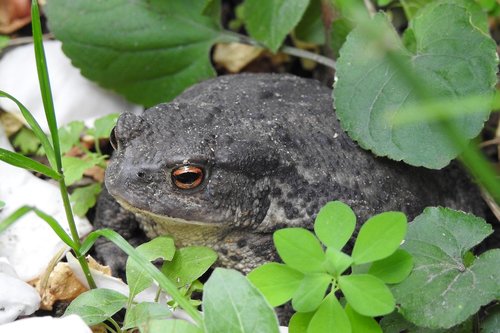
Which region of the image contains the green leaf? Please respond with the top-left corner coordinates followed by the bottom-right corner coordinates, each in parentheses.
top-left (344, 304), bottom-right (382, 333)
top-left (244, 0), bottom-right (310, 52)
top-left (126, 236), bottom-right (176, 300)
top-left (331, 18), bottom-right (352, 58)
top-left (12, 128), bottom-right (41, 155)
top-left (0, 201), bottom-right (5, 210)
top-left (138, 319), bottom-right (202, 333)
top-left (368, 249), bottom-right (413, 284)
top-left (122, 302), bottom-right (172, 330)
top-left (247, 263), bottom-right (304, 307)
top-left (380, 311), bottom-right (473, 333)
top-left (481, 304), bottom-right (500, 333)
top-left (0, 35), bottom-right (9, 50)
top-left (391, 207), bottom-right (499, 329)
top-left (0, 89), bottom-right (57, 170)
top-left (45, 0), bottom-right (224, 107)
top-left (274, 228), bottom-right (325, 273)
top-left (70, 183), bottom-right (102, 217)
top-left (203, 268), bottom-right (280, 333)
top-left (307, 293), bottom-right (351, 333)
top-left (324, 247), bottom-right (353, 277)
top-left (338, 274), bottom-right (395, 316)
top-left (288, 312), bottom-right (314, 333)
top-left (59, 121), bottom-right (85, 155)
top-left (334, 2), bottom-right (497, 168)
top-left (161, 246), bottom-right (217, 288)
top-left (62, 155), bottom-right (105, 185)
top-left (294, 0), bottom-right (324, 45)
top-left (64, 288), bottom-right (127, 326)
top-left (352, 212), bottom-right (406, 265)
top-left (79, 229), bottom-right (203, 324)
top-left (0, 206), bottom-right (32, 235)
top-left (377, 0), bottom-right (393, 6)
top-left (0, 147), bottom-right (61, 180)
top-left (92, 113), bottom-right (119, 139)
top-left (400, 0), bottom-right (432, 19)
top-left (314, 201), bottom-right (356, 250)
top-left (31, 0), bottom-right (62, 170)
top-left (292, 273), bottom-right (331, 312)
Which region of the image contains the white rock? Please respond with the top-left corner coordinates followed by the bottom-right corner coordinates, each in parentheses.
top-left (0, 258), bottom-right (40, 324)
top-left (0, 127), bottom-right (93, 281)
top-left (0, 40), bottom-right (141, 132)
top-left (0, 314), bottom-right (91, 333)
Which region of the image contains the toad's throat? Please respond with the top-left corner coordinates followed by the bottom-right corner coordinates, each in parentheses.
top-left (115, 197), bottom-right (225, 227)
top-left (114, 196), bottom-right (226, 247)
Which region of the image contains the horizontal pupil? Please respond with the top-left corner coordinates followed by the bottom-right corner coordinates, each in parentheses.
top-left (175, 172), bottom-right (200, 184)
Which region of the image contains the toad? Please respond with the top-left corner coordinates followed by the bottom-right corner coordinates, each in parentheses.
top-left (97, 73), bottom-right (484, 273)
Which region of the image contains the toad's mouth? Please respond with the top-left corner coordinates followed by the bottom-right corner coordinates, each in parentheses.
top-left (114, 196), bottom-right (225, 228)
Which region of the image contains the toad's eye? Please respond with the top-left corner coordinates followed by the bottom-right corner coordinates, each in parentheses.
top-left (171, 165), bottom-right (204, 190)
top-left (110, 127), bottom-right (118, 150)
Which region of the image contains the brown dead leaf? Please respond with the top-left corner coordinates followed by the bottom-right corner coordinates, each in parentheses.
top-left (213, 43), bottom-right (264, 73)
top-left (87, 255), bottom-right (112, 275)
top-left (0, 0), bottom-right (31, 34)
top-left (0, 111), bottom-right (24, 136)
top-left (83, 165), bottom-right (106, 183)
top-left (33, 262), bottom-right (88, 310)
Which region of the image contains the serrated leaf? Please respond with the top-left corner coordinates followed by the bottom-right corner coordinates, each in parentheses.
top-left (274, 228), bottom-right (325, 273)
top-left (126, 236), bottom-right (176, 299)
top-left (64, 288), bottom-right (127, 326)
top-left (123, 302), bottom-right (172, 330)
top-left (59, 121), bottom-right (85, 154)
top-left (70, 183), bottom-right (102, 217)
top-left (380, 311), bottom-right (473, 333)
top-left (12, 128), bottom-right (41, 155)
top-left (62, 155), bottom-right (105, 185)
top-left (92, 113), bottom-right (119, 139)
top-left (352, 212), bottom-right (407, 265)
top-left (45, 0), bottom-right (224, 107)
top-left (334, 2), bottom-right (497, 168)
top-left (345, 304), bottom-right (382, 333)
top-left (307, 293), bottom-right (351, 333)
top-left (391, 207), bottom-right (499, 329)
top-left (203, 268), bottom-right (280, 333)
top-left (324, 247), bottom-right (353, 277)
top-left (244, 0), bottom-right (310, 52)
top-left (314, 201), bottom-right (356, 250)
top-left (368, 249), bottom-right (413, 284)
top-left (247, 263), bottom-right (304, 307)
top-left (292, 273), bottom-right (331, 312)
top-left (161, 246), bottom-right (217, 288)
top-left (338, 274), bottom-right (395, 316)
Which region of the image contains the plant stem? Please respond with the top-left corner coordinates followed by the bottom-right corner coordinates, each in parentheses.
top-left (59, 177), bottom-right (97, 288)
top-left (220, 31), bottom-right (337, 70)
top-left (281, 45), bottom-right (337, 69)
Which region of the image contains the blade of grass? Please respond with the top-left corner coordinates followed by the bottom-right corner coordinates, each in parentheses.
top-left (0, 205), bottom-right (32, 234)
top-left (33, 208), bottom-right (78, 249)
top-left (30, 0), bottom-right (96, 289)
top-left (392, 92), bottom-right (500, 125)
top-left (0, 90), bottom-right (57, 169)
top-left (80, 229), bottom-right (204, 326)
top-left (385, 51), bottom-right (500, 204)
top-left (31, 1), bottom-right (61, 168)
top-left (0, 147), bottom-right (61, 179)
